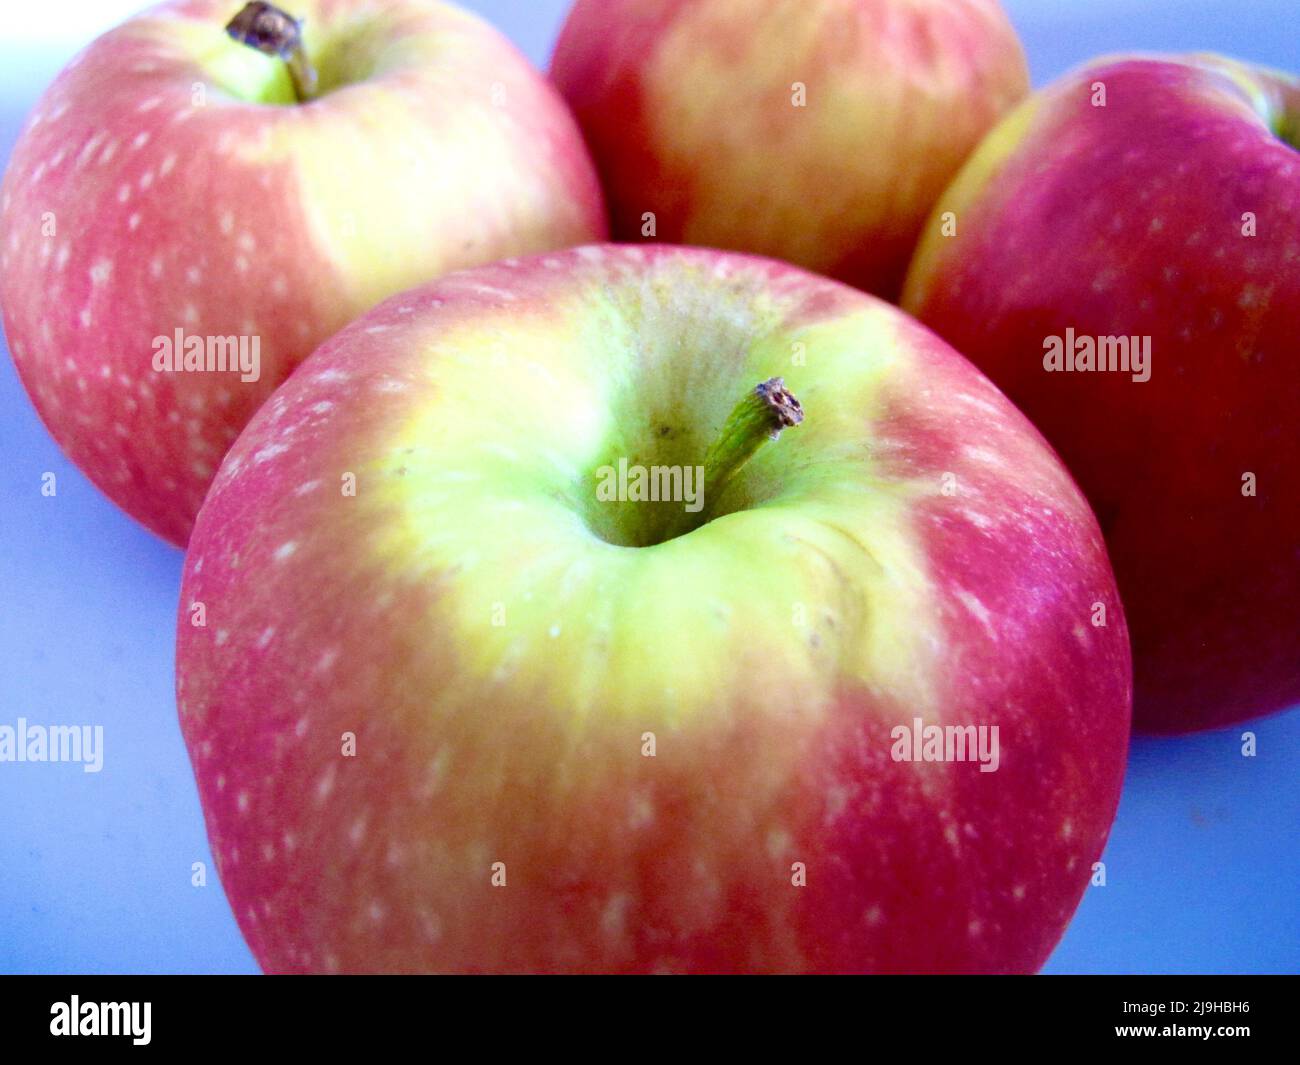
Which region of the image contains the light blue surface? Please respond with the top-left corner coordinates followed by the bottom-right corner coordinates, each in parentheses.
top-left (0, 1), bottom-right (1296, 974)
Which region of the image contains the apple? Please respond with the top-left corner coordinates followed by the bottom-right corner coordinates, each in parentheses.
top-left (903, 54), bottom-right (1300, 733)
top-left (0, 0), bottom-right (606, 546)
top-left (549, 0), bottom-right (1029, 300)
top-left (176, 243), bottom-right (1130, 973)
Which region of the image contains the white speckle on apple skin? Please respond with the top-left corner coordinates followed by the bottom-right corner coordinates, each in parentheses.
top-left (954, 589), bottom-right (997, 641)
top-left (954, 391), bottom-right (1002, 418)
top-left (254, 442), bottom-right (290, 464)
top-left (76, 131), bottom-right (105, 167)
top-left (765, 828), bottom-right (792, 858)
top-left (419, 912), bottom-right (443, 944)
top-left (316, 765), bottom-right (336, 804)
top-left (273, 541), bottom-right (298, 562)
top-left (415, 750), bottom-right (452, 800)
top-left (601, 894), bottom-right (631, 937)
top-left (628, 794), bottom-right (655, 829)
top-left (237, 791), bottom-right (250, 813)
top-left (1238, 285), bottom-right (1263, 309)
top-left (471, 285), bottom-right (517, 300)
top-left (962, 445), bottom-right (1006, 469)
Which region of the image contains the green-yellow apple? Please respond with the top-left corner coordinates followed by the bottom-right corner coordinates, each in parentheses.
top-left (0, 0), bottom-right (606, 546)
top-left (549, 0), bottom-right (1028, 299)
top-left (176, 244), bottom-right (1130, 973)
top-left (903, 54), bottom-right (1300, 732)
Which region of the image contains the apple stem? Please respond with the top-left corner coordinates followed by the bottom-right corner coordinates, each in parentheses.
top-left (226, 1), bottom-right (319, 103)
top-left (697, 377), bottom-right (804, 521)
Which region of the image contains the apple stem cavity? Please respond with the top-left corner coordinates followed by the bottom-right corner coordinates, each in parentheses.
top-left (226, 1), bottom-right (319, 103)
top-left (697, 377), bottom-right (803, 521)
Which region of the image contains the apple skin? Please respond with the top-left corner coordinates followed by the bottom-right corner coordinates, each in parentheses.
top-left (903, 55), bottom-right (1300, 733)
top-left (549, 0), bottom-right (1028, 300)
top-left (177, 244), bottom-right (1130, 974)
top-left (0, 0), bottom-right (606, 546)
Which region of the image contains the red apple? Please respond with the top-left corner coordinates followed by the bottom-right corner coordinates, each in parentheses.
top-left (0, 0), bottom-right (606, 546)
top-left (903, 54), bottom-right (1300, 732)
top-left (549, 0), bottom-right (1029, 299)
top-left (177, 243), bottom-right (1130, 973)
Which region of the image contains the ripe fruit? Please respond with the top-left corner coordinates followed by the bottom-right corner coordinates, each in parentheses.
top-left (904, 54), bottom-right (1300, 732)
top-left (550, 0), bottom-right (1029, 299)
top-left (177, 244), bottom-right (1130, 973)
top-left (0, 0), bottom-right (605, 545)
